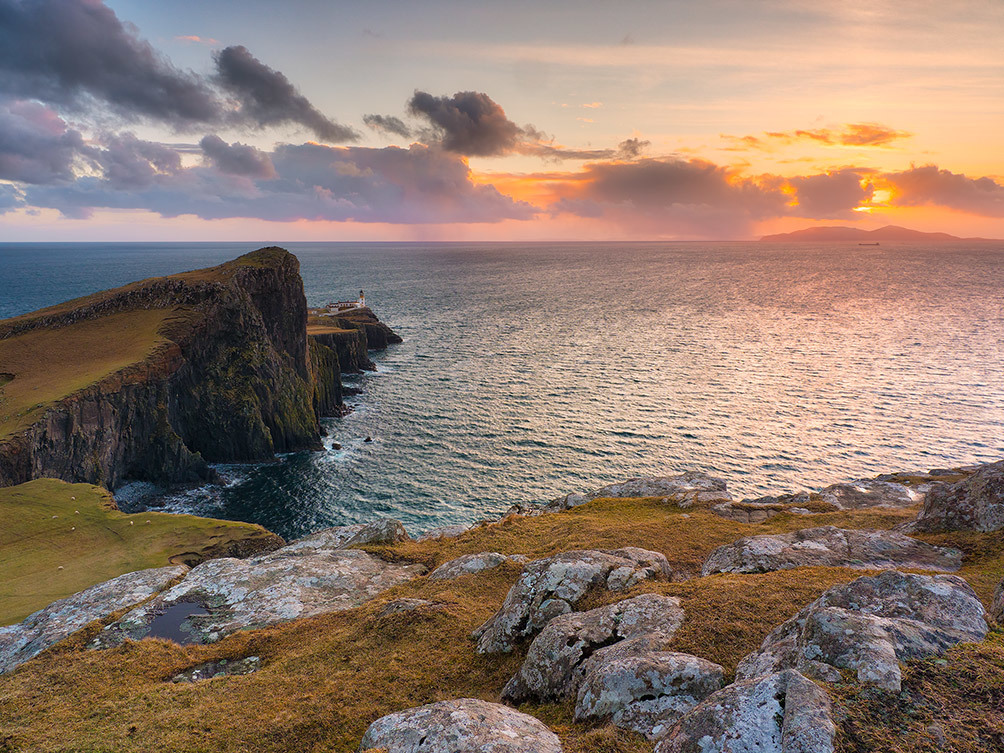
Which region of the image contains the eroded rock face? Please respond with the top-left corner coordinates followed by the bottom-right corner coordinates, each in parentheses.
top-left (0, 565), bottom-right (186, 674)
top-left (736, 571), bottom-right (987, 692)
top-left (473, 548), bottom-right (671, 654)
top-left (430, 552), bottom-right (522, 581)
top-left (284, 518), bottom-right (410, 552)
top-left (358, 698), bottom-right (562, 753)
top-left (701, 526), bottom-right (961, 576)
top-left (547, 472), bottom-right (732, 512)
top-left (91, 542), bottom-right (424, 647)
top-left (656, 670), bottom-right (836, 753)
top-left (914, 461), bottom-right (1004, 532)
top-left (992, 579), bottom-right (1004, 624)
top-left (502, 594), bottom-right (686, 704)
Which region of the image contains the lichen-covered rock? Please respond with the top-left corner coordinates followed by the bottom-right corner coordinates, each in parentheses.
top-left (358, 698), bottom-right (562, 753)
top-left (417, 523), bottom-right (472, 541)
top-left (171, 655), bottom-right (261, 683)
top-left (473, 548), bottom-right (671, 654)
top-left (736, 571), bottom-right (988, 692)
top-left (701, 526), bottom-right (961, 576)
top-left (817, 479), bottom-right (920, 509)
top-left (547, 472), bottom-right (732, 512)
top-left (377, 598), bottom-right (439, 617)
top-left (284, 518), bottom-right (409, 552)
top-left (711, 501), bottom-right (787, 524)
top-left (656, 670), bottom-right (836, 753)
top-left (0, 565), bottom-right (186, 674)
top-left (430, 552), bottom-right (525, 581)
top-left (91, 541), bottom-right (424, 647)
top-left (575, 651), bottom-right (725, 739)
top-left (503, 594), bottom-right (686, 703)
top-left (913, 460), bottom-right (1004, 532)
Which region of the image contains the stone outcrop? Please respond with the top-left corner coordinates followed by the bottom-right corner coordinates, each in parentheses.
top-left (429, 552), bottom-right (525, 581)
top-left (546, 472), bottom-right (731, 512)
top-left (308, 327), bottom-right (375, 373)
top-left (577, 652), bottom-right (725, 740)
top-left (502, 594), bottom-right (686, 703)
top-left (0, 248), bottom-right (399, 490)
top-left (817, 479), bottom-right (921, 509)
top-left (332, 307), bottom-right (403, 350)
top-left (656, 670), bottom-right (836, 753)
top-left (736, 571), bottom-right (988, 692)
top-left (913, 460), bottom-right (1004, 532)
top-left (91, 530), bottom-right (424, 648)
top-left (358, 698), bottom-right (562, 753)
top-left (473, 548), bottom-right (671, 654)
top-left (0, 565), bottom-right (186, 674)
top-left (502, 594), bottom-right (719, 739)
top-left (701, 526), bottom-right (961, 576)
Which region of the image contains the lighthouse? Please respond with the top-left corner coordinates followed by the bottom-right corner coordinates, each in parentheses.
top-left (358, 290), bottom-right (365, 307)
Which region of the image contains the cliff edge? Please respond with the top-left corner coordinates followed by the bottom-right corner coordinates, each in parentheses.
top-left (0, 247), bottom-right (399, 489)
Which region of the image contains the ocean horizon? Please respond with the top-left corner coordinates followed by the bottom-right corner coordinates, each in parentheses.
top-left (3, 240), bottom-right (1003, 540)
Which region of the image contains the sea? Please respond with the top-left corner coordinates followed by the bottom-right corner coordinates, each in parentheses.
top-left (2, 241), bottom-right (1003, 540)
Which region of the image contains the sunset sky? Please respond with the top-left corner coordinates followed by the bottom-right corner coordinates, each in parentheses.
top-left (1, 0), bottom-right (1002, 241)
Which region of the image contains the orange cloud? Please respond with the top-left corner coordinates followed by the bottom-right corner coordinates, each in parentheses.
top-left (722, 123), bottom-right (911, 152)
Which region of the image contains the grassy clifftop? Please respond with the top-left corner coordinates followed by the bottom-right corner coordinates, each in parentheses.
top-left (1, 494), bottom-right (1000, 752)
top-left (0, 479), bottom-right (283, 626)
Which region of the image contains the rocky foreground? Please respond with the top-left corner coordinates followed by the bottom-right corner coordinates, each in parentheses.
top-left (1, 461), bottom-right (1003, 751)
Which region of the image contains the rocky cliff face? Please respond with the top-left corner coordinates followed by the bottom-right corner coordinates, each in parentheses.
top-left (0, 247), bottom-right (397, 489)
top-left (309, 328), bottom-right (375, 373)
top-left (333, 307), bottom-right (404, 350)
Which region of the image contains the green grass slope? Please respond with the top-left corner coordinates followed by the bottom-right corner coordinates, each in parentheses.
top-left (0, 479), bottom-right (282, 626)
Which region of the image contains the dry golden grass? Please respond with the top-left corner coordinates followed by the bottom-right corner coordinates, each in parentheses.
top-left (0, 479), bottom-right (281, 625)
top-left (4, 496), bottom-right (985, 752)
top-left (0, 309), bottom-right (173, 438)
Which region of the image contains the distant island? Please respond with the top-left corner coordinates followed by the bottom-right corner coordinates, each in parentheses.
top-left (759, 224), bottom-right (997, 242)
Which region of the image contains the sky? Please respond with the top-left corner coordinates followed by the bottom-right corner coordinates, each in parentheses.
top-left (0, 0), bottom-right (1002, 241)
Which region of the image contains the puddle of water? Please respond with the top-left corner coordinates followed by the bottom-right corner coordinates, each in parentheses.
top-left (145, 601), bottom-right (209, 644)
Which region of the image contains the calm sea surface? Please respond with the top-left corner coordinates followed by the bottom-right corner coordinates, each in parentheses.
top-left (2, 242), bottom-right (1003, 539)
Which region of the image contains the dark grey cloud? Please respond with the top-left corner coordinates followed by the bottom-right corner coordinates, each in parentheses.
top-left (884, 165), bottom-right (1004, 217)
top-left (92, 132), bottom-right (182, 189)
top-left (407, 90), bottom-right (522, 156)
top-left (24, 143), bottom-right (534, 224)
top-left (0, 0), bottom-right (220, 125)
top-left (0, 98), bottom-right (84, 183)
top-left (200, 135), bottom-right (276, 178)
top-left (214, 46), bottom-right (357, 142)
top-left (363, 114), bottom-right (413, 139)
top-left (788, 169), bottom-right (870, 218)
top-left (616, 138), bottom-right (649, 159)
top-left (0, 181), bottom-right (21, 213)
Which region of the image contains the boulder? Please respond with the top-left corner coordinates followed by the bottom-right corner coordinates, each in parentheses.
top-left (711, 501), bottom-right (787, 524)
top-left (701, 526), bottom-right (961, 576)
top-left (358, 698), bottom-right (563, 753)
top-left (429, 552), bottom-right (522, 581)
top-left (655, 670), bottom-right (835, 753)
top-left (282, 518), bottom-right (410, 551)
top-left (736, 571), bottom-right (988, 692)
top-left (913, 460), bottom-right (1004, 532)
top-left (547, 472), bottom-right (732, 512)
top-left (473, 548), bottom-right (671, 654)
top-left (0, 565), bottom-right (186, 674)
top-left (417, 523), bottom-right (472, 541)
top-left (575, 651), bottom-right (725, 740)
top-left (171, 655), bottom-right (261, 683)
top-left (502, 594), bottom-right (686, 703)
top-left (91, 543), bottom-right (425, 647)
top-left (377, 598), bottom-right (439, 617)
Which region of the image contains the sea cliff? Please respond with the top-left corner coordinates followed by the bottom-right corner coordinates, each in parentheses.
top-left (0, 247), bottom-right (400, 489)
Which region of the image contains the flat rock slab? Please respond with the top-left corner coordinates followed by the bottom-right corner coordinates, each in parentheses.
top-left (358, 698), bottom-right (563, 753)
top-left (91, 545), bottom-right (425, 647)
top-left (429, 552), bottom-right (525, 581)
top-left (818, 479), bottom-right (920, 510)
top-left (0, 564), bottom-right (187, 674)
top-left (914, 460), bottom-right (1004, 532)
top-left (281, 518), bottom-right (409, 551)
top-left (701, 526), bottom-right (961, 576)
top-left (656, 670), bottom-right (836, 753)
top-left (736, 570), bottom-right (987, 692)
top-left (473, 548), bottom-right (671, 654)
top-left (547, 472), bottom-right (732, 512)
top-left (503, 593), bottom-right (687, 704)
